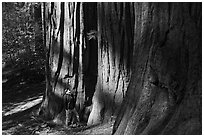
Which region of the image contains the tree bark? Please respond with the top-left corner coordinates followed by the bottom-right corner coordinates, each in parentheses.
top-left (39, 2), bottom-right (201, 134)
top-left (39, 2), bottom-right (98, 124)
top-left (88, 2), bottom-right (133, 125)
top-left (113, 2), bottom-right (202, 135)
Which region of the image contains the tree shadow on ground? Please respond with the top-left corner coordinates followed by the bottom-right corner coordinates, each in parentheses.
top-left (2, 67), bottom-right (45, 108)
top-left (2, 67), bottom-right (45, 134)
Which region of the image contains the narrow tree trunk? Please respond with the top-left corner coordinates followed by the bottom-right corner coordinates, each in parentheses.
top-left (34, 3), bottom-right (44, 58)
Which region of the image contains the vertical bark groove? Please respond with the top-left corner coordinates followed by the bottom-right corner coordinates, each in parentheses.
top-left (53, 3), bottom-right (64, 92)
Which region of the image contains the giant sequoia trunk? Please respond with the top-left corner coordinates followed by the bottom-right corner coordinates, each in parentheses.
top-left (87, 2), bottom-right (133, 125)
top-left (39, 2), bottom-right (98, 124)
top-left (112, 2), bottom-right (202, 134)
top-left (39, 2), bottom-right (201, 135)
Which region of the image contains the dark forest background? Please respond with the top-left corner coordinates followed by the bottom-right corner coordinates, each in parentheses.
top-left (2, 2), bottom-right (45, 83)
top-left (2, 3), bottom-right (47, 134)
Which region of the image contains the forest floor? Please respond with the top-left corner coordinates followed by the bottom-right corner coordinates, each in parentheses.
top-left (2, 67), bottom-right (113, 135)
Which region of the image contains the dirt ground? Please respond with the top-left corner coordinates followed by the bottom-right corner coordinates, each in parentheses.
top-left (2, 68), bottom-right (113, 135)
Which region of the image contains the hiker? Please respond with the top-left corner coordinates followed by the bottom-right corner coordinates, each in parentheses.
top-left (64, 88), bottom-right (80, 126)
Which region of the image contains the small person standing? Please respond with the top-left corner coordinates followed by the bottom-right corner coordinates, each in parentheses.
top-left (64, 88), bottom-right (80, 126)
